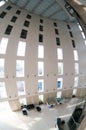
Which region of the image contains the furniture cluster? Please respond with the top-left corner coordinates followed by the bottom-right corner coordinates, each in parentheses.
top-left (21, 104), bottom-right (41, 115)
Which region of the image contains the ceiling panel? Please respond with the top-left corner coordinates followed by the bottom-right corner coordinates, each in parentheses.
top-left (17, 0), bottom-right (28, 7)
top-left (9, 0), bottom-right (75, 22)
top-left (42, 3), bottom-right (61, 17)
top-left (25, 0), bottom-right (41, 12)
top-left (51, 10), bottom-right (68, 21)
top-left (32, 0), bottom-right (55, 15)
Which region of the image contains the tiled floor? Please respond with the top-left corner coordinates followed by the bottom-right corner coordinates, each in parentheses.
top-left (0, 98), bottom-right (80, 130)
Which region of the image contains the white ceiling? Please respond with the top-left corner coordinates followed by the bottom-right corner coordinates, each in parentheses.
top-left (9, 0), bottom-right (75, 22)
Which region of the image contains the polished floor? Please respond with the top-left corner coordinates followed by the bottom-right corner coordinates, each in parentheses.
top-left (0, 98), bottom-right (81, 130)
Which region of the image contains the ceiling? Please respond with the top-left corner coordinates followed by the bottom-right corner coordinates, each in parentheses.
top-left (8, 0), bottom-right (75, 22)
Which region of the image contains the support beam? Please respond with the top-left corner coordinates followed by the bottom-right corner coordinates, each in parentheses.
top-left (56, 0), bottom-right (74, 21)
top-left (65, 0), bottom-right (86, 38)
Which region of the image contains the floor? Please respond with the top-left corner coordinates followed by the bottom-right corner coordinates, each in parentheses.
top-left (0, 98), bottom-right (81, 130)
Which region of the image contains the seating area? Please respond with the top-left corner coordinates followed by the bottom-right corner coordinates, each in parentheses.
top-left (21, 104), bottom-right (41, 115)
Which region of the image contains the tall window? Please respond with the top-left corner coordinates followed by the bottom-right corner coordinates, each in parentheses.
top-left (19, 98), bottom-right (27, 105)
top-left (0, 58), bottom-right (5, 78)
top-left (38, 79), bottom-right (44, 92)
top-left (73, 50), bottom-right (78, 61)
top-left (16, 60), bottom-right (24, 77)
top-left (57, 91), bottom-right (62, 98)
top-left (17, 41), bottom-right (26, 56)
top-left (39, 94), bottom-right (43, 102)
top-left (38, 45), bottom-right (44, 58)
top-left (74, 77), bottom-right (78, 87)
top-left (57, 78), bottom-right (63, 89)
top-left (0, 82), bottom-right (7, 98)
top-left (17, 81), bottom-right (25, 96)
top-left (75, 63), bottom-right (79, 75)
top-left (0, 37), bottom-right (8, 54)
top-left (38, 61), bottom-right (44, 76)
top-left (73, 89), bottom-right (77, 96)
top-left (57, 48), bottom-right (63, 60)
top-left (58, 62), bottom-right (63, 75)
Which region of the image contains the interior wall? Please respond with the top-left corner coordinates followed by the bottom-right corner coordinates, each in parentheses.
top-left (0, 2), bottom-right (86, 111)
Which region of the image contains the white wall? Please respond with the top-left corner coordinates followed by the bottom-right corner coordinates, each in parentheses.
top-left (0, 2), bottom-right (86, 110)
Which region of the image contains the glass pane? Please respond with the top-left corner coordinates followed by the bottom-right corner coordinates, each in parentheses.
top-left (0, 37), bottom-right (8, 54)
top-left (77, 24), bottom-right (82, 31)
top-left (57, 48), bottom-right (63, 60)
top-left (73, 89), bottom-right (77, 95)
top-left (17, 81), bottom-right (25, 96)
top-left (17, 41), bottom-right (26, 56)
top-left (57, 91), bottom-right (62, 98)
top-left (16, 60), bottom-right (24, 77)
top-left (39, 94), bottom-right (43, 102)
top-left (19, 98), bottom-right (27, 105)
top-left (84, 40), bottom-right (86, 45)
top-left (81, 32), bottom-right (85, 39)
top-left (38, 62), bottom-right (44, 76)
top-left (0, 1), bottom-right (6, 7)
top-left (75, 63), bottom-right (79, 75)
top-left (0, 82), bottom-right (7, 98)
top-left (57, 78), bottom-right (63, 89)
top-left (74, 50), bottom-right (78, 61)
top-left (0, 58), bottom-right (5, 78)
top-left (58, 62), bottom-right (63, 75)
top-left (38, 45), bottom-right (44, 58)
top-left (38, 79), bottom-right (44, 92)
top-left (74, 77), bottom-right (78, 87)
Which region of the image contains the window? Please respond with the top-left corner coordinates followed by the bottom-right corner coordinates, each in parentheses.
top-left (69, 31), bottom-right (73, 37)
top-left (55, 29), bottom-right (59, 35)
top-left (5, 25), bottom-right (13, 35)
top-left (16, 60), bottom-right (24, 77)
top-left (0, 11), bottom-right (7, 18)
top-left (17, 81), bottom-right (25, 96)
top-left (72, 40), bottom-right (76, 48)
top-left (0, 37), bottom-right (8, 54)
top-left (38, 45), bottom-right (44, 58)
top-left (38, 61), bottom-right (44, 76)
top-left (40, 19), bottom-right (43, 24)
top-left (16, 10), bottom-right (21, 15)
top-left (26, 14), bottom-right (31, 19)
top-left (19, 98), bottom-right (27, 105)
top-left (39, 25), bottom-right (43, 31)
top-left (0, 59), bottom-right (5, 78)
top-left (38, 79), bottom-right (44, 92)
top-left (73, 89), bottom-right (77, 95)
top-left (57, 91), bottom-right (62, 98)
top-left (56, 37), bottom-right (60, 46)
top-left (81, 32), bottom-right (86, 39)
top-left (0, 1), bottom-right (6, 7)
top-left (11, 16), bottom-right (17, 23)
top-left (58, 62), bottom-right (63, 75)
top-left (85, 40), bottom-right (86, 45)
top-left (20, 29), bottom-right (28, 39)
top-left (39, 34), bottom-right (43, 42)
top-left (75, 63), bottom-right (79, 75)
top-left (0, 82), bottom-right (7, 98)
top-left (57, 48), bottom-right (63, 60)
top-left (6, 6), bottom-right (12, 10)
top-left (67, 24), bottom-right (71, 29)
top-left (24, 20), bottom-right (30, 27)
top-left (74, 77), bottom-right (78, 87)
top-left (73, 50), bottom-right (78, 61)
top-left (57, 78), bottom-right (63, 89)
top-left (17, 41), bottom-right (26, 56)
top-left (77, 23), bottom-right (82, 31)
top-left (39, 94), bottom-right (44, 102)
top-left (53, 22), bottom-right (57, 27)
